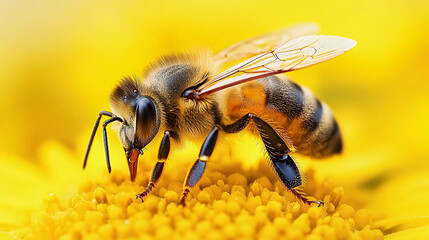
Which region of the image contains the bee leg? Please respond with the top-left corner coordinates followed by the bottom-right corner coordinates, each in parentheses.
top-left (222, 114), bottom-right (323, 206)
top-left (252, 116), bottom-right (323, 206)
top-left (136, 131), bottom-right (173, 202)
top-left (177, 127), bottom-right (219, 206)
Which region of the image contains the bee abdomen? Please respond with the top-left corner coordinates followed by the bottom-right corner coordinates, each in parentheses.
top-left (296, 87), bottom-right (342, 157)
top-left (262, 76), bottom-right (342, 158)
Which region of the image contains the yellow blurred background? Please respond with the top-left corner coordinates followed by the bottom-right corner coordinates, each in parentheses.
top-left (1, 0), bottom-right (429, 232)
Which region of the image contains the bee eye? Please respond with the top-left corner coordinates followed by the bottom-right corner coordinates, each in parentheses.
top-left (133, 89), bottom-right (138, 93)
top-left (135, 97), bottom-right (157, 147)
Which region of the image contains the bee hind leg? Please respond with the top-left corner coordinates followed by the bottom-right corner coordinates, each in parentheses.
top-left (252, 116), bottom-right (324, 206)
top-left (177, 127), bottom-right (219, 206)
top-left (271, 154), bottom-right (323, 206)
top-left (223, 114), bottom-right (323, 206)
top-left (136, 131), bottom-right (173, 202)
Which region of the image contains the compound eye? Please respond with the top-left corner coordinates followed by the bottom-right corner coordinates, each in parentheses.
top-left (135, 97), bottom-right (156, 143)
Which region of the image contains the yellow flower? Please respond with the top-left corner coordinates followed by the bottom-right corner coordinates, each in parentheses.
top-left (2, 131), bottom-right (429, 240)
top-left (0, 137), bottom-right (386, 240)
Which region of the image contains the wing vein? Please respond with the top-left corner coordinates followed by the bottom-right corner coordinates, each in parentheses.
top-left (193, 29), bottom-right (356, 99)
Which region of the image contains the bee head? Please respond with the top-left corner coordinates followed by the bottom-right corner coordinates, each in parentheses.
top-left (110, 77), bottom-right (162, 181)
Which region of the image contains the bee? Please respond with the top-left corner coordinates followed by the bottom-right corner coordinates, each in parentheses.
top-left (83, 23), bottom-right (356, 206)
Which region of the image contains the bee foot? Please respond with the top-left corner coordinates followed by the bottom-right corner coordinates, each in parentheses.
top-left (136, 193), bottom-right (147, 202)
top-left (176, 199), bottom-right (186, 207)
top-left (310, 200), bottom-right (324, 207)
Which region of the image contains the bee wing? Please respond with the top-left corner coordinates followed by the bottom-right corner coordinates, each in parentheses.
top-left (196, 35), bottom-right (356, 98)
top-left (214, 23), bottom-right (320, 64)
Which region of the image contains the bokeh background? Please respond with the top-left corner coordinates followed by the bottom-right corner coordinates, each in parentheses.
top-left (1, 0), bottom-right (429, 233)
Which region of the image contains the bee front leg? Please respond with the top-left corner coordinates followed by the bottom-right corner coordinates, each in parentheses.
top-left (136, 131), bottom-right (173, 202)
top-left (223, 114), bottom-right (323, 206)
top-left (177, 127), bottom-right (219, 206)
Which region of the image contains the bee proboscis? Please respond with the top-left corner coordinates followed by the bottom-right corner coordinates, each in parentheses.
top-left (83, 23), bottom-right (356, 206)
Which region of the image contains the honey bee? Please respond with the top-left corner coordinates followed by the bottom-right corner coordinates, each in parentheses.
top-left (83, 23), bottom-right (356, 206)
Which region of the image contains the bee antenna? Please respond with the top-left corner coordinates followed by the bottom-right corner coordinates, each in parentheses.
top-left (83, 111), bottom-right (117, 171)
top-left (101, 117), bottom-right (123, 173)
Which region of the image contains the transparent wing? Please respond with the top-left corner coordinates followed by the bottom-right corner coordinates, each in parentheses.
top-left (196, 35), bottom-right (357, 98)
top-left (214, 23), bottom-right (319, 64)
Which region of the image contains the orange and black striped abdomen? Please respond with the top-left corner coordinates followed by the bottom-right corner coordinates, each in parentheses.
top-left (225, 75), bottom-right (342, 158)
